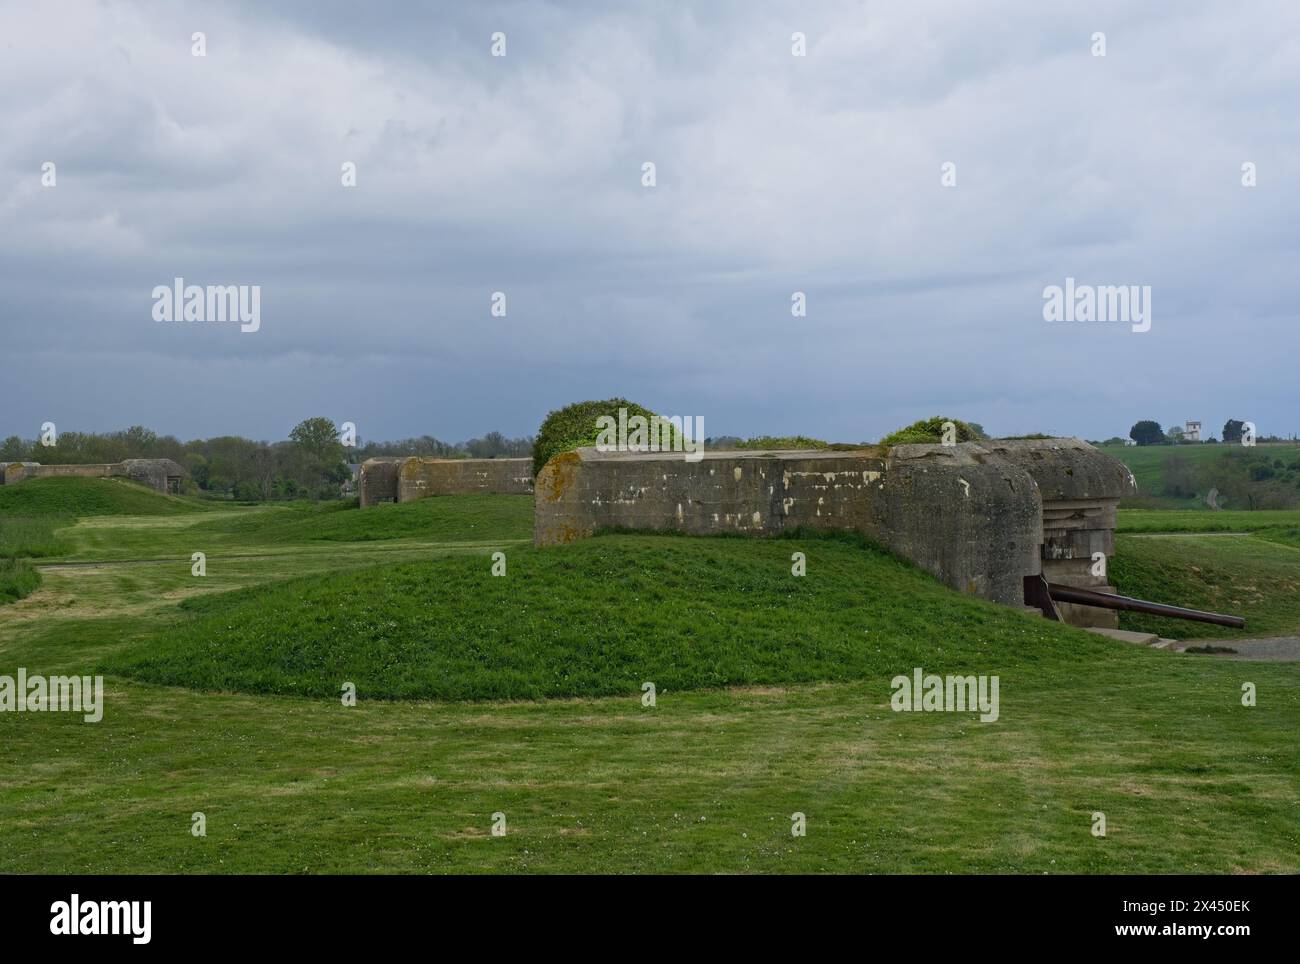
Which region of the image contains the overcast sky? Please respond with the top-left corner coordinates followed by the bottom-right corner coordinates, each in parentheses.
top-left (1, 0), bottom-right (1296, 445)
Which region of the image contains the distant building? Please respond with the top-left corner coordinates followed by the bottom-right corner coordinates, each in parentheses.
top-left (1184, 420), bottom-right (1202, 442)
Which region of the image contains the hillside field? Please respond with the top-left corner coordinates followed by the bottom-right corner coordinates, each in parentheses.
top-left (1101, 441), bottom-right (1300, 509)
top-left (0, 478), bottom-right (1296, 873)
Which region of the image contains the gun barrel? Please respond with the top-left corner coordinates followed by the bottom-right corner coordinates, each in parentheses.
top-left (1046, 583), bottom-right (1245, 629)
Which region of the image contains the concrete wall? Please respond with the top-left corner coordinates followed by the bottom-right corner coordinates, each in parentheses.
top-left (358, 459), bottom-right (401, 507)
top-left (399, 457), bottom-right (533, 502)
top-left (1, 459), bottom-right (186, 493)
top-left (360, 457), bottom-right (533, 507)
top-left (534, 443), bottom-right (1042, 606)
top-left (534, 438), bottom-right (1134, 616)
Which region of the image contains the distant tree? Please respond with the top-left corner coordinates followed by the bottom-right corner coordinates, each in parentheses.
top-left (289, 418), bottom-right (343, 462)
top-left (1168, 425), bottom-right (1185, 443)
top-left (185, 452), bottom-right (210, 488)
top-left (354, 434), bottom-right (461, 460)
top-left (1223, 419), bottom-right (1245, 444)
top-left (1129, 420), bottom-right (1166, 446)
top-left (121, 425), bottom-right (158, 456)
top-left (287, 418), bottom-right (347, 499)
top-left (0, 436), bottom-right (29, 462)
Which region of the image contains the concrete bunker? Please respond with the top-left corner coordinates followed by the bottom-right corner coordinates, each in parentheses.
top-left (359, 457), bottom-right (534, 508)
top-left (0, 458), bottom-right (187, 494)
top-left (981, 438), bottom-right (1137, 628)
top-left (534, 438), bottom-right (1136, 623)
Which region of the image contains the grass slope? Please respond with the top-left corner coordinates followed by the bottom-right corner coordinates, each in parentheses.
top-left (0, 476), bottom-right (206, 517)
top-left (1100, 442), bottom-right (1300, 509)
top-left (1112, 533), bottom-right (1300, 639)
top-left (1259, 527), bottom-right (1300, 551)
top-left (106, 532), bottom-right (1121, 701)
top-left (1099, 443), bottom-right (1228, 498)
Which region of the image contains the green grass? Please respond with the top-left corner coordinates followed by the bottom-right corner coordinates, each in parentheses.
top-left (104, 532), bottom-right (1111, 701)
top-left (1, 494), bottom-right (1297, 874)
top-left (15, 495), bottom-right (532, 566)
top-left (1112, 533), bottom-right (1300, 639)
top-left (1118, 508), bottom-right (1300, 533)
top-left (184, 493), bottom-right (533, 546)
top-left (1259, 527), bottom-right (1300, 551)
top-left (0, 476), bottom-right (207, 517)
top-left (0, 515), bottom-right (71, 557)
top-left (0, 557), bottom-right (40, 602)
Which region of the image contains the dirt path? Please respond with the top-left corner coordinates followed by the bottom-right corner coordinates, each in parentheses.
top-left (34, 539), bottom-right (527, 569)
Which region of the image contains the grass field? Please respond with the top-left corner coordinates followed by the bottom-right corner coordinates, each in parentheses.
top-left (0, 479), bottom-right (1296, 873)
top-left (1118, 508), bottom-right (1300, 533)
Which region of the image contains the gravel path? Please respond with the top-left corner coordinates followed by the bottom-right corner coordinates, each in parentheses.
top-left (1172, 636), bottom-right (1300, 661)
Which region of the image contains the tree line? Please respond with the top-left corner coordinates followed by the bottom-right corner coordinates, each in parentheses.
top-left (0, 421), bottom-right (533, 502)
top-left (1126, 418), bottom-right (1292, 446)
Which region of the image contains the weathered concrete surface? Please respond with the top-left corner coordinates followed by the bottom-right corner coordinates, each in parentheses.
top-left (358, 458), bottom-right (402, 507)
top-left (0, 462), bottom-right (40, 485)
top-left (984, 438), bottom-right (1137, 627)
top-left (360, 457), bottom-right (533, 507)
top-left (876, 444), bottom-right (1043, 603)
top-left (534, 443), bottom-right (1042, 606)
top-left (1, 459), bottom-right (186, 494)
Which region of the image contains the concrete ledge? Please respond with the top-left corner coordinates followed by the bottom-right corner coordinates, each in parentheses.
top-left (1083, 627), bottom-right (1159, 646)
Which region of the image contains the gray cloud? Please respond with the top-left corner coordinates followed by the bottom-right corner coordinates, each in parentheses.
top-left (1, 0), bottom-right (1296, 444)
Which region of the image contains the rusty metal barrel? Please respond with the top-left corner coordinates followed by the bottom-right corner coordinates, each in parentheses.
top-left (1046, 582), bottom-right (1246, 629)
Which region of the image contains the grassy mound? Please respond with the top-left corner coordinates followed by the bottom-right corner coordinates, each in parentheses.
top-left (533, 397), bottom-right (665, 475)
top-left (732, 435), bottom-right (830, 450)
top-left (0, 558), bottom-right (41, 603)
top-left (186, 493), bottom-right (534, 545)
top-left (105, 532), bottom-right (1114, 701)
top-left (880, 416), bottom-right (984, 447)
top-left (1112, 533), bottom-right (1300, 638)
top-left (0, 476), bottom-right (205, 518)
